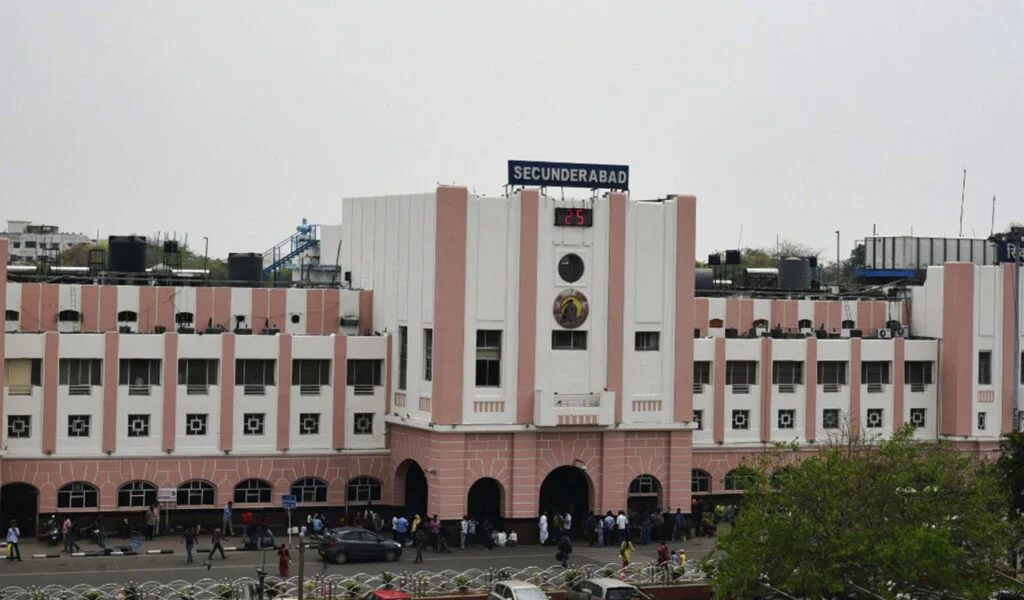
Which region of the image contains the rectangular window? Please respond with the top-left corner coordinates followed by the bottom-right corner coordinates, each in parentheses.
top-left (731, 409), bottom-right (750, 430)
top-left (978, 351), bottom-right (992, 385)
top-left (693, 410), bottom-right (704, 431)
top-left (398, 326), bottom-right (408, 390)
top-left (59, 359), bottom-right (102, 389)
top-left (7, 416), bottom-right (31, 439)
top-left (299, 413), bottom-right (320, 435)
top-left (24, 241), bottom-right (36, 249)
top-left (725, 361), bottom-right (758, 386)
top-left (68, 415), bottom-right (91, 437)
top-left (909, 408), bottom-right (927, 428)
top-left (772, 361), bottom-right (803, 385)
top-left (634, 332), bottom-right (660, 351)
top-left (178, 359), bottom-right (219, 394)
top-left (127, 414), bottom-right (151, 437)
top-left (777, 409), bottom-right (796, 429)
top-left (4, 359), bottom-right (42, 395)
top-left (292, 359), bottom-right (330, 389)
top-left (904, 361), bottom-right (933, 390)
top-left (861, 361), bottom-right (891, 385)
top-left (118, 359), bottom-right (162, 393)
top-left (242, 413), bottom-right (265, 435)
top-left (353, 412), bottom-right (374, 435)
top-left (475, 330), bottom-right (502, 387)
top-left (693, 361), bottom-right (712, 385)
top-left (347, 360), bottom-right (383, 391)
top-left (235, 360), bottom-right (276, 386)
top-left (552, 330), bottom-right (588, 350)
top-left (817, 361), bottom-right (847, 387)
top-left (822, 409), bottom-right (840, 429)
top-left (185, 414), bottom-right (208, 436)
top-left (866, 408), bottom-right (884, 429)
top-left (424, 328), bottom-right (433, 382)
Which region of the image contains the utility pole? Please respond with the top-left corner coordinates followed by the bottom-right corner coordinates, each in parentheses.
top-left (1014, 238), bottom-right (1021, 431)
top-left (959, 168), bottom-right (967, 237)
top-left (297, 534), bottom-right (306, 600)
top-left (834, 230), bottom-right (841, 286)
top-left (203, 237), bottom-right (209, 280)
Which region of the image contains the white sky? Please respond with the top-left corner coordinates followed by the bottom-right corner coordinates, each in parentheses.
top-left (1, 1), bottom-right (1021, 263)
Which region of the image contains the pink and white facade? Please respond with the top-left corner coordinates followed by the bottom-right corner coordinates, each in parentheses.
top-left (2, 185), bottom-right (1023, 532)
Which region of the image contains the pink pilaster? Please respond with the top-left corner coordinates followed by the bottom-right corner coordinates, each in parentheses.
top-left (332, 335), bottom-right (348, 450)
top-left (81, 285), bottom-right (99, 332)
top-left (277, 334), bottom-right (292, 451)
top-left (673, 195), bottom-right (696, 422)
top-left (138, 287), bottom-right (157, 333)
top-left (40, 284), bottom-right (58, 331)
top-left (694, 298), bottom-right (709, 336)
top-left (432, 187), bottom-right (468, 425)
top-left (41, 332), bottom-right (58, 453)
top-left (516, 189), bottom-right (540, 424)
top-left (99, 285), bottom-right (118, 333)
top-left (666, 429), bottom-right (693, 511)
top-left (607, 192), bottom-right (628, 422)
top-left (269, 289), bottom-right (287, 331)
top-left (805, 338), bottom-right (818, 441)
top-left (102, 332), bottom-right (119, 454)
top-left (219, 333), bottom-right (236, 451)
top-left (358, 290), bottom-right (373, 335)
top-left (156, 287), bottom-right (176, 332)
top-left (941, 263), bottom-right (975, 437)
top-left (19, 283), bottom-right (40, 331)
top-left (850, 338), bottom-right (862, 435)
top-left (600, 431), bottom-right (627, 513)
top-left (713, 337), bottom-right (726, 443)
top-left (162, 333), bottom-right (178, 452)
top-left (1003, 263), bottom-right (1018, 433)
top-left (760, 338), bottom-right (772, 442)
top-left (195, 287), bottom-right (214, 332)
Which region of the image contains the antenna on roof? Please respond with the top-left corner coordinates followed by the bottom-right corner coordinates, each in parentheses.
top-left (991, 195), bottom-right (996, 238)
top-left (958, 168), bottom-right (967, 237)
top-left (737, 223), bottom-right (744, 248)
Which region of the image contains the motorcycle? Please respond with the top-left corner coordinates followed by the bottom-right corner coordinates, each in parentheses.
top-left (37, 515), bottom-right (61, 546)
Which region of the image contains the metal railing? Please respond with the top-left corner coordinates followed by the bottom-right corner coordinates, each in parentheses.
top-left (866, 383), bottom-right (885, 394)
top-left (730, 384), bottom-right (750, 394)
top-left (352, 384), bottom-right (376, 396)
top-left (909, 382), bottom-right (927, 393)
top-left (300, 384), bottom-right (322, 396)
top-left (822, 383), bottom-right (842, 393)
top-left (128, 384), bottom-right (151, 396)
top-left (553, 394), bottom-right (601, 408)
top-left (68, 384), bottom-right (92, 396)
top-left (6, 384), bottom-right (32, 396)
top-left (692, 382), bottom-right (705, 394)
top-left (243, 384), bottom-right (266, 396)
top-left (186, 383), bottom-right (209, 396)
top-left (777, 384), bottom-right (796, 394)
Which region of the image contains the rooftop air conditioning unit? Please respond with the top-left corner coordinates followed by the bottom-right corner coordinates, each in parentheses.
top-left (878, 329), bottom-right (892, 339)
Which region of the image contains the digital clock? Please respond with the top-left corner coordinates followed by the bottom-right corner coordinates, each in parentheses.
top-left (554, 207), bottom-right (594, 227)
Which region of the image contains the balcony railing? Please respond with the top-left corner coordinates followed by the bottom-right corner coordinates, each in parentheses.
top-left (68, 384), bottom-right (92, 396)
top-left (909, 383), bottom-right (927, 393)
top-left (730, 384), bottom-right (750, 395)
top-left (535, 390), bottom-right (614, 427)
top-left (186, 383), bottom-right (209, 396)
top-left (693, 382), bottom-right (705, 394)
top-left (6, 384), bottom-right (32, 396)
top-left (777, 384), bottom-right (797, 394)
top-left (299, 384), bottom-right (322, 396)
top-left (822, 383), bottom-right (842, 393)
top-left (866, 383), bottom-right (885, 394)
top-left (352, 384), bottom-right (376, 396)
top-left (243, 384), bottom-right (266, 396)
top-left (128, 384), bottom-right (151, 396)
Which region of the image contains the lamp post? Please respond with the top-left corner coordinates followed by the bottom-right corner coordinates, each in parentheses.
top-left (203, 237), bottom-right (209, 280)
top-left (297, 533), bottom-right (306, 600)
top-left (834, 230), bottom-right (841, 286)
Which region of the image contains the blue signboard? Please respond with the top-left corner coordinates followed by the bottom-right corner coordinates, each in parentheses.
top-left (508, 160), bottom-right (629, 191)
top-left (998, 240), bottom-right (1023, 263)
top-left (282, 494), bottom-right (297, 510)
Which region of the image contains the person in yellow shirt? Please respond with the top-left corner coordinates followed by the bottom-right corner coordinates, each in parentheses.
top-left (619, 538), bottom-right (636, 580)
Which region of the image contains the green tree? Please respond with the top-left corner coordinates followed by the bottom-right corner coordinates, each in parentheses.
top-left (736, 239), bottom-right (824, 268)
top-left (996, 431), bottom-right (1024, 575)
top-left (704, 427), bottom-right (1012, 600)
top-left (57, 242), bottom-right (230, 280)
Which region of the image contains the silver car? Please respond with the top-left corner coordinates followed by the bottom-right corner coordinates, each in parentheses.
top-left (565, 578), bottom-right (651, 600)
top-left (488, 581), bottom-right (550, 600)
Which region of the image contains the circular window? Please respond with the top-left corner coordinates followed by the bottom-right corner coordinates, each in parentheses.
top-left (558, 254), bottom-right (585, 283)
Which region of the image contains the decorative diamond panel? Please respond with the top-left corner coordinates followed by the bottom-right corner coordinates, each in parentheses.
top-left (7, 415), bottom-right (31, 439)
top-left (823, 409), bottom-right (840, 430)
top-left (777, 409), bottom-right (795, 429)
top-left (68, 415), bottom-right (91, 437)
top-left (353, 412), bottom-right (374, 435)
top-left (127, 414), bottom-right (150, 438)
top-left (243, 413), bottom-right (265, 435)
top-left (299, 413), bottom-right (320, 435)
top-left (185, 413), bottom-right (208, 436)
top-left (909, 408), bottom-right (927, 428)
top-left (866, 408), bottom-right (884, 429)
top-left (731, 410), bottom-right (749, 430)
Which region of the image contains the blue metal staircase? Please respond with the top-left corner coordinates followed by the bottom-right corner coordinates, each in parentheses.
top-left (263, 221), bottom-right (319, 279)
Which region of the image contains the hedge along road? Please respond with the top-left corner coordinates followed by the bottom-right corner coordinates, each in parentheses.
top-left (0, 542), bottom-right (713, 588)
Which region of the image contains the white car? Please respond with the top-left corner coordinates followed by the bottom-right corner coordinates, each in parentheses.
top-left (565, 578), bottom-right (650, 600)
top-left (488, 580), bottom-right (549, 600)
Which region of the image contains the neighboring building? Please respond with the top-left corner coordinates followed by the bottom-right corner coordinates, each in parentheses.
top-left (1, 221), bottom-right (91, 263)
top-left (1, 185), bottom-right (1022, 537)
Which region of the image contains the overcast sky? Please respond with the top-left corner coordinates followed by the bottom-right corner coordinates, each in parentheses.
top-left (1, 1), bottom-right (1021, 263)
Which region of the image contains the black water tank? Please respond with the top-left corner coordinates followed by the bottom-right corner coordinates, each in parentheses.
top-left (725, 250), bottom-right (742, 265)
top-left (107, 236), bottom-right (147, 273)
top-left (228, 253), bottom-right (264, 284)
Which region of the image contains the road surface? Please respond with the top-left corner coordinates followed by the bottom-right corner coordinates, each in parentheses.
top-left (0, 539), bottom-right (715, 588)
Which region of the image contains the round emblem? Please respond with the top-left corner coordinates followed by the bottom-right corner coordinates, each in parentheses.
top-left (553, 289), bottom-right (589, 329)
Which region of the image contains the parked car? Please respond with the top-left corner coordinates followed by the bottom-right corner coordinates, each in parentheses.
top-left (317, 527), bottom-right (402, 564)
top-left (363, 591), bottom-right (412, 600)
top-left (488, 581), bottom-right (550, 600)
top-left (565, 578), bottom-right (652, 600)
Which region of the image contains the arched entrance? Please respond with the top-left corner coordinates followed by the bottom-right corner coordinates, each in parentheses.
top-left (627, 474), bottom-right (663, 514)
top-left (467, 478), bottom-right (504, 527)
top-left (397, 460), bottom-right (428, 517)
top-left (0, 483), bottom-right (39, 536)
top-left (539, 466), bottom-right (592, 537)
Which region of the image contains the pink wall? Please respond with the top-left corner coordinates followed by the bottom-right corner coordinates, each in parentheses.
top-left (41, 332), bottom-right (58, 454)
top-left (100, 286), bottom-right (118, 332)
top-left (40, 284), bottom-right (58, 331)
top-left (607, 192), bottom-right (628, 422)
top-left (196, 287), bottom-right (214, 332)
top-left (516, 189), bottom-right (540, 424)
top-left (305, 289), bottom-right (324, 335)
top-left (102, 332), bottom-right (119, 454)
top-left (850, 338), bottom-right (862, 434)
top-left (251, 288), bottom-right (269, 331)
top-left (332, 335), bottom-right (348, 450)
top-left (138, 287), bottom-right (157, 332)
top-left (713, 337), bottom-right (727, 443)
top-left (269, 289), bottom-right (287, 332)
top-left (674, 196), bottom-right (696, 423)
top-left (358, 290), bottom-right (373, 335)
top-left (162, 333), bottom-right (178, 452)
top-left (432, 187), bottom-right (468, 425)
top-left (157, 287), bottom-right (176, 332)
top-left (893, 338), bottom-right (906, 428)
top-left (277, 334), bottom-right (293, 451)
top-left (759, 338), bottom-right (772, 442)
top-left (805, 339), bottom-right (818, 441)
top-left (323, 290), bottom-right (341, 334)
top-left (941, 263), bottom-right (975, 437)
top-left (19, 283), bottom-right (40, 331)
top-left (81, 285), bottom-right (100, 332)
top-left (1002, 263), bottom-right (1018, 433)
top-left (213, 287), bottom-right (232, 330)
top-left (219, 333), bottom-right (236, 451)
top-left (694, 298), bottom-right (709, 336)
top-left (0, 240), bottom-right (5, 443)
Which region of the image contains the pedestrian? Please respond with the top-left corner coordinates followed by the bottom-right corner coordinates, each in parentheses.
top-left (208, 527), bottom-right (228, 561)
top-left (144, 506), bottom-right (156, 541)
top-left (538, 513), bottom-right (549, 545)
top-left (618, 537), bottom-right (635, 580)
top-left (557, 534), bottom-right (572, 568)
top-left (413, 528), bottom-right (426, 564)
top-left (66, 520), bottom-right (81, 553)
top-left (657, 541), bottom-right (670, 575)
top-left (182, 526), bottom-right (197, 564)
top-left (6, 520), bottom-right (21, 561)
top-left (277, 544), bottom-right (291, 576)
top-left (62, 516), bottom-right (73, 553)
top-left (242, 510), bottom-right (255, 546)
top-left (222, 501), bottom-right (234, 537)
top-left (459, 516), bottom-right (469, 550)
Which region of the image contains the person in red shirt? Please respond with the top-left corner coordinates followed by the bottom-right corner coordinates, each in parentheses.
top-left (241, 512), bottom-right (254, 545)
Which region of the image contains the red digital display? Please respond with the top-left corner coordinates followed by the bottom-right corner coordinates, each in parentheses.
top-left (554, 207), bottom-right (594, 227)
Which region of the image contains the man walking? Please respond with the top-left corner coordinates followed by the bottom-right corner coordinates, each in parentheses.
top-left (207, 527), bottom-right (228, 563)
top-left (182, 526), bottom-right (197, 564)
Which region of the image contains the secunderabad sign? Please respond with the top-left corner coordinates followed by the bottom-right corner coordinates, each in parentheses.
top-left (508, 160), bottom-right (629, 191)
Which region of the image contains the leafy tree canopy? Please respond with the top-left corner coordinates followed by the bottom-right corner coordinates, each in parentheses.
top-left (58, 242), bottom-right (230, 281)
top-left (704, 428), bottom-right (1012, 600)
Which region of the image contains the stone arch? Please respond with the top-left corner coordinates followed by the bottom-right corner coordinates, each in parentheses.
top-left (0, 483), bottom-right (39, 536)
top-left (467, 477), bottom-right (505, 526)
top-left (538, 465), bottom-right (594, 533)
top-left (394, 459), bottom-right (428, 516)
top-left (627, 474), bottom-right (663, 513)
